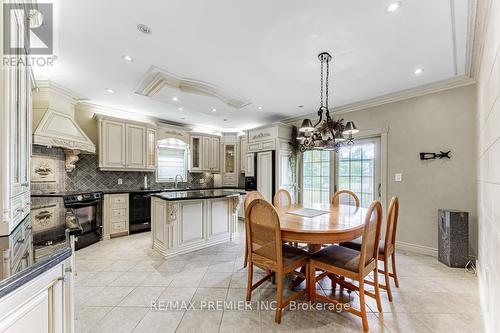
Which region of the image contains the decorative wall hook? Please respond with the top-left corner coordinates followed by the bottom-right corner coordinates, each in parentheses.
top-left (419, 151), bottom-right (451, 160)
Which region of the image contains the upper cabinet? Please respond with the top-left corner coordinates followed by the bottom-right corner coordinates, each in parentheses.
top-left (97, 116), bottom-right (157, 172)
top-left (0, 5), bottom-right (32, 235)
top-left (221, 133), bottom-right (238, 186)
top-left (189, 134), bottom-right (220, 173)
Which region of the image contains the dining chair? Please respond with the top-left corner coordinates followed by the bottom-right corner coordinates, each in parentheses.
top-left (246, 199), bottom-right (309, 323)
top-left (243, 191), bottom-right (265, 268)
top-left (308, 200), bottom-right (383, 332)
top-left (340, 196), bottom-right (400, 301)
top-left (273, 189), bottom-right (292, 208)
top-left (332, 190), bottom-right (360, 207)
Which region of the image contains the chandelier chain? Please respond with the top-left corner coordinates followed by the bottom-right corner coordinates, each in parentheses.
top-left (320, 60), bottom-right (324, 108)
top-left (325, 58), bottom-right (330, 111)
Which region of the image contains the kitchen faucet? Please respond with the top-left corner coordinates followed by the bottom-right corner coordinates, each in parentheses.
top-left (174, 174), bottom-right (183, 189)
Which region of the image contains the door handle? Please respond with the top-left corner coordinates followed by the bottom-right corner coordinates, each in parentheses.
top-left (378, 183), bottom-right (382, 198)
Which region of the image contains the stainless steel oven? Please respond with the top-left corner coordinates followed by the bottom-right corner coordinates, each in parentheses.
top-left (63, 192), bottom-right (103, 250)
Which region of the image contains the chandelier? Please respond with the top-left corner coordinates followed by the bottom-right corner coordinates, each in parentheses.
top-left (298, 52), bottom-right (358, 152)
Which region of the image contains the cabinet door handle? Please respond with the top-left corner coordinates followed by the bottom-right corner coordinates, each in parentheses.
top-left (21, 182), bottom-right (29, 186)
top-left (16, 208), bottom-right (24, 213)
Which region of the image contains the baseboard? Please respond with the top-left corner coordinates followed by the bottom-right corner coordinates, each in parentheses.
top-left (396, 240), bottom-right (438, 257)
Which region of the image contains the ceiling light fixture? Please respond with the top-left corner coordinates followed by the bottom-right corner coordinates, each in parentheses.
top-left (122, 55), bottom-right (133, 62)
top-left (178, 107), bottom-right (183, 111)
top-left (298, 52), bottom-right (358, 152)
top-left (172, 96), bottom-right (179, 101)
top-left (414, 68), bottom-right (424, 75)
top-left (137, 24), bottom-right (152, 34)
top-left (212, 108), bottom-right (217, 112)
top-left (258, 106), bottom-right (263, 110)
top-left (105, 88), bottom-right (114, 93)
top-left (385, 1), bottom-right (402, 13)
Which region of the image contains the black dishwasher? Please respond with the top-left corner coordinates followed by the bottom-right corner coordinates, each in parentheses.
top-left (129, 192), bottom-right (152, 234)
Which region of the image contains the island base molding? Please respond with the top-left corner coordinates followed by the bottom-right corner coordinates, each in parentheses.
top-left (151, 196), bottom-right (241, 259)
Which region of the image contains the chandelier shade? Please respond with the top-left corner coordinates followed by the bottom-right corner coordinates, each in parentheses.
top-left (299, 119), bottom-right (315, 132)
top-left (343, 121), bottom-right (359, 135)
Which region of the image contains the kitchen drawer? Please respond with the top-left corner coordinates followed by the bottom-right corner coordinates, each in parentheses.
top-left (111, 221), bottom-right (127, 233)
top-left (110, 194), bottom-right (128, 208)
top-left (110, 208), bottom-right (127, 219)
top-left (10, 194), bottom-right (25, 225)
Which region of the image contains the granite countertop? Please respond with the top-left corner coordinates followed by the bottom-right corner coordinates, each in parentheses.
top-left (31, 187), bottom-right (247, 197)
top-left (0, 217), bottom-right (80, 299)
top-left (152, 189), bottom-right (244, 201)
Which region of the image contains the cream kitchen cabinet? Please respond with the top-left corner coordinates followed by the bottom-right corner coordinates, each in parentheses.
top-left (0, 258), bottom-right (74, 333)
top-left (189, 134), bottom-right (220, 173)
top-left (97, 116), bottom-right (157, 172)
top-left (103, 193), bottom-right (129, 239)
top-left (0, 4), bottom-right (33, 236)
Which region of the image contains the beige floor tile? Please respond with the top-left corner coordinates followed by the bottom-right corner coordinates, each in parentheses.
top-left (418, 313), bottom-right (485, 332)
top-left (192, 288), bottom-right (228, 309)
top-left (260, 309), bottom-right (347, 332)
top-left (220, 310), bottom-right (261, 333)
top-left (132, 310), bottom-right (185, 333)
top-left (207, 260), bottom-right (236, 272)
top-left (169, 272), bottom-right (203, 288)
top-left (75, 306), bottom-right (113, 333)
top-left (85, 286), bottom-right (134, 307)
top-left (158, 287), bottom-right (197, 304)
top-left (111, 272), bottom-right (150, 287)
top-left (176, 310), bottom-right (223, 333)
top-left (199, 272), bottom-right (233, 288)
top-left (118, 286), bottom-right (165, 307)
top-left (139, 271), bottom-right (175, 287)
top-left (91, 307), bottom-right (148, 333)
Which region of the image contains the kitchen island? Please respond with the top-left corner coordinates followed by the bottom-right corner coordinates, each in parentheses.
top-left (150, 189), bottom-right (243, 258)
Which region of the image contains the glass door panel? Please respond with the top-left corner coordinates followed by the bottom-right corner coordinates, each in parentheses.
top-left (302, 150), bottom-right (330, 205)
top-left (336, 138), bottom-right (380, 208)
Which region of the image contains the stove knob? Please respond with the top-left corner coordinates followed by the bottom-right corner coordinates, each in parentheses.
top-left (77, 195), bottom-right (83, 201)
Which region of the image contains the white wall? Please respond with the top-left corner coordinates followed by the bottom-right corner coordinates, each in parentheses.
top-left (289, 84), bottom-right (478, 256)
top-left (475, 0), bottom-right (500, 332)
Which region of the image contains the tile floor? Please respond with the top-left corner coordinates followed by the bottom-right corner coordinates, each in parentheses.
top-left (74, 224), bottom-right (484, 333)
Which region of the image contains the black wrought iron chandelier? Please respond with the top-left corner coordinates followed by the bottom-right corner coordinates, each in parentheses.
top-left (298, 52), bottom-right (358, 152)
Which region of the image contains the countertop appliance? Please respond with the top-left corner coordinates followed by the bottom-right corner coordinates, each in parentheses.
top-left (63, 192), bottom-right (103, 250)
top-left (129, 192), bottom-right (151, 234)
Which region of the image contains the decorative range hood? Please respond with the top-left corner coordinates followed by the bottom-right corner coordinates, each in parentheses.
top-left (33, 80), bottom-right (96, 172)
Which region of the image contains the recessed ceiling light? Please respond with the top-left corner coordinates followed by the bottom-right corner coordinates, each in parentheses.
top-left (297, 105), bottom-right (304, 108)
top-left (223, 119), bottom-right (228, 122)
top-left (212, 108), bottom-right (217, 112)
top-left (178, 107), bottom-right (183, 111)
top-left (137, 24), bottom-right (151, 34)
top-left (414, 68), bottom-right (424, 75)
top-left (258, 106), bottom-right (263, 110)
top-left (122, 55), bottom-right (133, 62)
top-left (385, 1), bottom-right (402, 13)
top-left (105, 88), bottom-right (114, 93)
top-left (172, 96), bottom-right (179, 101)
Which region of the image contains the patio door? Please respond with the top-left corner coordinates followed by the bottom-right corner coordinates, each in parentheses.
top-left (335, 137), bottom-right (381, 208)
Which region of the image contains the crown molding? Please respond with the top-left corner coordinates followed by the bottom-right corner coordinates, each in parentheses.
top-left (282, 75), bottom-right (476, 123)
top-left (79, 102), bottom-right (158, 125)
top-left (35, 79), bottom-right (89, 102)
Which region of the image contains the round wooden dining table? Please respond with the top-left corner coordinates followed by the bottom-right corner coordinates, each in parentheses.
top-left (275, 203), bottom-right (367, 250)
top-left (275, 203), bottom-right (367, 291)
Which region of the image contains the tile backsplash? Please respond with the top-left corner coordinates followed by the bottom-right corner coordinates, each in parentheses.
top-left (31, 145), bottom-right (214, 193)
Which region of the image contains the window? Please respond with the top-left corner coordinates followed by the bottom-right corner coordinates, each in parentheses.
top-left (302, 150), bottom-right (330, 205)
top-left (156, 138), bottom-right (188, 182)
top-left (337, 140), bottom-right (378, 208)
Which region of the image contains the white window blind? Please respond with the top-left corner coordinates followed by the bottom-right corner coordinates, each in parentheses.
top-left (156, 139), bottom-right (188, 182)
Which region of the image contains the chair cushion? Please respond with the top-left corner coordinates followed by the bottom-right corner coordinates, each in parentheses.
top-left (311, 245), bottom-right (360, 273)
top-left (282, 244), bottom-right (308, 267)
top-left (340, 237), bottom-right (386, 254)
